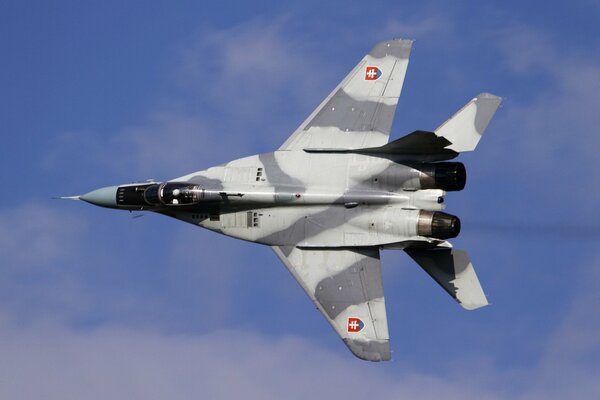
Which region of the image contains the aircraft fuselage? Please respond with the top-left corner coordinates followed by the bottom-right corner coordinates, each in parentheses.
top-left (81, 152), bottom-right (462, 248)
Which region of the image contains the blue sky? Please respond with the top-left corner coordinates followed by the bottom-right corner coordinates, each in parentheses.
top-left (1, 1), bottom-right (599, 398)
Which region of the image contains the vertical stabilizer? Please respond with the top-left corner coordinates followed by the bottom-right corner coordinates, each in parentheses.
top-left (434, 93), bottom-right (502, 152)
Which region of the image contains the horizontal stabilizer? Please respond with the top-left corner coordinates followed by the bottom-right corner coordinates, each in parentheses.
top-left (303, 130), bottom-right (457, 160)
top-left (303, 93), bottom-right (501, 161)
top-left (405, 248), bottom-right (488, 310)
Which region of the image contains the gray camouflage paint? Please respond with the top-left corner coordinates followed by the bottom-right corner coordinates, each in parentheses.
top-left (314, 248), bottom-right (383, 321)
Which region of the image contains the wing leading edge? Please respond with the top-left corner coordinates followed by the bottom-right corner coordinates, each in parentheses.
top-left (279, 39), bottom-right (413, 151)
top-left (272, 246), bottom-right (390, 361)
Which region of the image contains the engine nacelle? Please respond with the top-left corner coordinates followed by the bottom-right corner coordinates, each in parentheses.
top-left (417, 210), bottom-right (461, 239)
top-left (419, 162), bottom-right (466, 192)
top-left (348, 160), bottom-right (466, 192)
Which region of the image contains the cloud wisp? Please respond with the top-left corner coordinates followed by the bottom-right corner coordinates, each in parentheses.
top-left (1, 252), bottom-right (599, 400)
top-left (42, 17), bottom-right (335, 182)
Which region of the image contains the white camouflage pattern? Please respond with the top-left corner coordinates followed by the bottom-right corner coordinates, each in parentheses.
top-left (73, 39), bottom-right (501, 361)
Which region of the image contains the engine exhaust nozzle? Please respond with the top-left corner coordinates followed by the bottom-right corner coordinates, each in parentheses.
top-left (417, 210), bottom-right (461, 239)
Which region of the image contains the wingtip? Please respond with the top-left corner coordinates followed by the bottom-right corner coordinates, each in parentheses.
top-left (370, 39), bottom-right (413, 59)
top-left (343, 338), bottom-right (391, 362)
top-left (386, 37), bottom-right (415, 42)
top-left (459, 298), bottom-right (490, 310)
top-left (476, 92), bottom-right (503, 103)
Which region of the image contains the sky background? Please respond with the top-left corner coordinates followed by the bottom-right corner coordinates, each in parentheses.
top-left (1, 1), bottom-right (599, 398)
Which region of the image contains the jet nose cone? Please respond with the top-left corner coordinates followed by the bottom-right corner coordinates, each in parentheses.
top-left (80, 186), bottom-right (119, 208)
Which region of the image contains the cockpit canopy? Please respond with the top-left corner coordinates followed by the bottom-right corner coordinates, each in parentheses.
top-left (116, 181), bottom-right (221, 208)
top-left (144, 182), bottom-right (201, 205)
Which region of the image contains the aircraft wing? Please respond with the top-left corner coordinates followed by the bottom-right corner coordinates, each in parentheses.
top-left (406, 247), bottom-right (488, 310)
top-left (272, 246), bottom-right (390, 361)
top-left (279, 39), bottom-right (413, 151)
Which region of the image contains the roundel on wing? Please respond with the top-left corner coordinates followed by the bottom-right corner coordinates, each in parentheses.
top-left (347, 317), bottom-right (365, 332)
top-left (365, 66), bottom-right (382, 80)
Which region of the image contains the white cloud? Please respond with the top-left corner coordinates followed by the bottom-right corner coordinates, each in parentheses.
top-left (383, 14), bottom-right (455, 39)
top-left (0, 203), bottom-right (85, 272)
top-left (43, 17), bottom-right (333, 180)
top-left (0, 315), bottom-right (500, 400)
top-left (540, 257), bottom-right (600, 396)
top-left (463, 24), bottom-right (600, 218)
top-left (163, 226), bottom-right (249, 326)
top-left (0, 203), bottom-right (92, 322)
top-left (171, 16), bottom-right (334, 148)
top-left (108, 111), bottom-right (233, 178)
top-left (495, 25), bottom-right (600, 169)
top-left (2, 262), bottom-right (600, 400)
top-left (524, 253), bottom-right (600, 399)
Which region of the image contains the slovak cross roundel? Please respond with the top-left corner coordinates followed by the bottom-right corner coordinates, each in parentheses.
top-left (347, 317), bottom-right (365, 332)
top-left (365, 66), bottom-right (382, 80)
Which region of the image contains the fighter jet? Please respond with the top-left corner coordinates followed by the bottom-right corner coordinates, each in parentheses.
top-left (67, 39), bottom-right (501, 361)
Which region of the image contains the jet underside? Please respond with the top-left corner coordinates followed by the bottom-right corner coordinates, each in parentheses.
top-left (136, 152), bottom-right (457, 249)
top-left (71, 39), bottom-right (501, 361)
